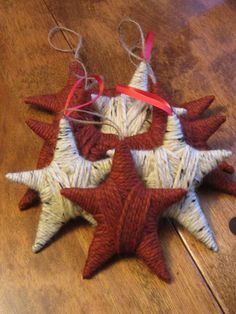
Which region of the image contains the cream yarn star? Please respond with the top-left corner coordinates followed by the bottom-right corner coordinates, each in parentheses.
top-left (6, 117), bottom-right (111, 253)
top-left (92, 61), bottom-right (151, 137)
top-left (131, 108), bottom-right (231, 251)
top-left (93, 56), bottom-right (231, 250)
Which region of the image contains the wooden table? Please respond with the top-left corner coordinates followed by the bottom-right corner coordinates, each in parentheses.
top-left (0, 1), bottom-right (235, 313)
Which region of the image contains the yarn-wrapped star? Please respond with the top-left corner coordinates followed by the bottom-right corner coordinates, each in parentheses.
top-left (20, 61), bottom-right (115, 210)
top-left (90, 73), bottom-right (234, 250)
top-left (61, 144), bottom-right (186, 282)
top-left (92, 74), bottom-right (236, 197)
top-left (89, 81), bottom-right (232, 250)
top-left (130, 108), bottom-right (231, 251)
top-left (6, 117), bottom-right (111, 253)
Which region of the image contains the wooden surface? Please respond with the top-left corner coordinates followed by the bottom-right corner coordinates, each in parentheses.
top-left (0, 0), bottom-right (235, 313)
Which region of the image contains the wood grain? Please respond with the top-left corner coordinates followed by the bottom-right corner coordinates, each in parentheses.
top-left (0, 0), bottom-right (235, 313)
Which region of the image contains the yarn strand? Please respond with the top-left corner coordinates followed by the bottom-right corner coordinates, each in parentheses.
top-left (118, 18), bottom-right (156, 83)
top-left (48, 25), bottom-right (82, 59)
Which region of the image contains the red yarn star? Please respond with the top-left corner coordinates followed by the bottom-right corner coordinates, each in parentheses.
top-left (61, 144), bottom-right (186, 282)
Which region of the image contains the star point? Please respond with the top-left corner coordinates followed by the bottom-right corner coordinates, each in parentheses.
top-left (25, 61), bottom-right (86, 113)
top-left (128, 109), bottom-right (232, 251)
top-left (26, 119), bottom-right (56, 141)
top-left (181, 114), bottom-right (226, 148)
top-left (178, 95), bottom-right (215, 120)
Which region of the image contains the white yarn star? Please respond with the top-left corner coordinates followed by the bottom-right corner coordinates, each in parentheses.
top-left (94, 60), bottom-right (231, 251)
top-left (131, 108), bottom-right (232, 251)
top-left (92, 61), bottom-right (151, 137)
top-left (6, 118), bottom-right (111, 253)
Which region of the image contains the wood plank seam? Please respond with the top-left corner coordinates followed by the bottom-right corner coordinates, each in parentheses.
top-left (42, 0), bottom-right (76, 53)
top-left (171, 220), bottom-right (225, 313)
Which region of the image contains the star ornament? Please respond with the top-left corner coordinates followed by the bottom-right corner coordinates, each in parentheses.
top-left (6, 117), bottom-right (112, 253)
top-left (20, 61), bottom-right (115, 210)
top-left (131, 108), bottom-right (232, 251)
top-left (61, 144), bottom-right (187, 282)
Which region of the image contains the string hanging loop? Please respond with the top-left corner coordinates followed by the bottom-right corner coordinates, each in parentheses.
top-left (118, 18), bottom-right (156, 83)
top-left (48, 25), bottom-right (82, 59)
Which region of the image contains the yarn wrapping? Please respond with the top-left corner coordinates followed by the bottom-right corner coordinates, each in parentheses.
top-left (6, 118), bottom-right (112, 252)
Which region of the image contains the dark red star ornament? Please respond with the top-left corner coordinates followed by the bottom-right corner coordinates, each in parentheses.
top-left (61, 144), bottom-right (186, 282)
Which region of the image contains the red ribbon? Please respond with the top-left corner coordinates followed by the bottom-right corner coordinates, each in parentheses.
top-left (64, 74), bottom-right (104, 116)
top-left (141, 31), bottom-right (155, 62)
top-left (116, 85), bottom-right (172, 115)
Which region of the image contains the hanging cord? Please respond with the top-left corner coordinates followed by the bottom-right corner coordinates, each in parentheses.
top-left (48, 25), bottom-right (123, 138)
top-left (48, 25), bottom-right (97, 90)
top-left (48, 25), bottom-right (82, 59)
top-left (117, 18), bottom-right (172, 115)
top-left (118, 18), bottom-right (156, 83)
